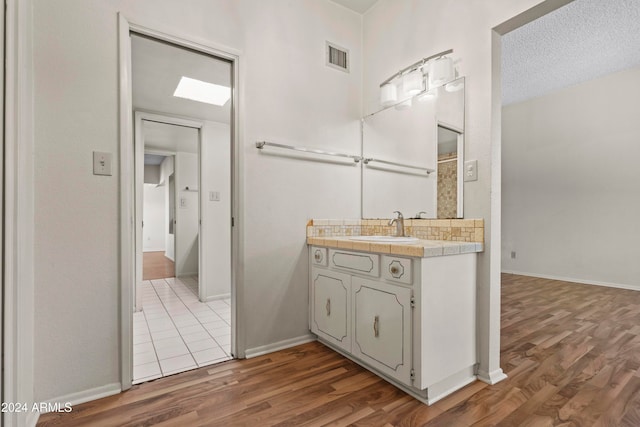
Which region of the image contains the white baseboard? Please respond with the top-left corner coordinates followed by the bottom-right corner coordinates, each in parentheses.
top-left (177, 271), bottom-right (197, 277)
top-left (502, 270), bottom-right (639, 291)
top-left (477, 368), bottom-right (508, 385)
top-left (143, 248), bottom-right (166, 253)
top-left (26, 412), bottom-right (40, 427)
top-left (41, 382), bottom-right (121, 414)
top-left (245, 334), bottom-right (316, 359)
top-left (204, 293), bottom-right (230, 302)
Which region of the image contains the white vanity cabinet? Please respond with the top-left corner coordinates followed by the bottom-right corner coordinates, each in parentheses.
top-left (309, 244), bottom-right (478, 405)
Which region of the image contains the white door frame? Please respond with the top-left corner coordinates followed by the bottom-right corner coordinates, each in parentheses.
top-left (118, 13), bottom-right (243, 391)
top-left (134, 111), bottom-right (205, 310)
top-left (4, 1), bottom-right (36, 426)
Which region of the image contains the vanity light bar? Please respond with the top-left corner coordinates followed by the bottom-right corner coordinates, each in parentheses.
top-left (256, 141), bottom-right (362, 163)
top-left (379, 48), bottom-right (454, 88)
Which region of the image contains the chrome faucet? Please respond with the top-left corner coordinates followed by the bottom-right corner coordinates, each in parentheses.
top-left (415, 211), bottom-right (428, 219)
top-left (388, 211), bottom-right (405, 237)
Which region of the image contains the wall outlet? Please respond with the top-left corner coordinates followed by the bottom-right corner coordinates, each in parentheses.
top-left (464, 159), bottom-right (478, 182)
top-left (93, 151), bottom-right (112, 176)
top-left (510, 251), bottom-right (516, 259)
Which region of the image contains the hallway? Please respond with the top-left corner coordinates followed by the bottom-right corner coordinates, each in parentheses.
top-left (142, 251), bottom-right (175, 281)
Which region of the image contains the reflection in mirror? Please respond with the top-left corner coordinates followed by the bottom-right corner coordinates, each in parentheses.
top-left (362, 96), bottom-right (436, 219)
top-left (437, 125), bottom-right (463, 218)
top-left (361, 77), bottom-right (465, 219)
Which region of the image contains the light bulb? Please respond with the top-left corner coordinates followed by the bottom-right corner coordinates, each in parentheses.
top-left (445, 78), bottom-right (464, 92)
top-left (429, 57), bottom-right (454, 87)
top-left (418, 90), bottom-right (436, 102)
top-left (380, 82), bottom-right (397, 106)
top-left (402, 69), bottom-right (423, 96)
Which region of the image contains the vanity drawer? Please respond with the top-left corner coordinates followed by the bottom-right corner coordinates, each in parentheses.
top-left (311, 246), bottom-right (328, 267)
top-left (381, 255), bottom-right (412, 285)
top-left (329, 249), bottom-right (379, 277)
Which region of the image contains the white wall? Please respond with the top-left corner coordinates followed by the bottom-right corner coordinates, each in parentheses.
top-left (201, 122), bottom-right (231, 299)
top-left (160, 154), bottom-right (173, 185)
top-left (162, 156), bottom-right (175, 261)
top-left (142, 184), bottom-right (166, 252)
top-left (175, 152), bottom-right (199, 276)
top-left (361, 0), bottom-right (546, 382)
top-left (32, 0), bottom-right (362, 403)
top-left (502, 67), bottom-right (640, 288)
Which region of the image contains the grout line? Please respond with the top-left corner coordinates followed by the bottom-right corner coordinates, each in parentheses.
top-left (166, 277), bottom-right (233, 359)
top-left (153, 277), bottom-right (231, 367)
top-left (150, 278), bottom-right (197, 375)
top-left (135, 275), bottom-right (233, 381)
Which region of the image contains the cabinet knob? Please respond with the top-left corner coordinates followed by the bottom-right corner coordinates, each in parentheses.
top-left (389, 260), bottom-right (404, 278)
top-left (373, 315), bottom-right (379, 338)
top-left (314, 250), bottom-right (322, 262)
top-left (326, 298), bottom-right (331, 316)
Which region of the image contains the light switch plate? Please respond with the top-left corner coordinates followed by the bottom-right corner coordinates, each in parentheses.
top-left (93, 151), bottom-right (112, 176)
top-left (209, 191), bottom-right (220, 201)
top-left (464, 159), bottom-right (478, 182)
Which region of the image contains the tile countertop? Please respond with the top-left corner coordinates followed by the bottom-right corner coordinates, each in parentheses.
top-left (306, 236), bottom-right (484, 258)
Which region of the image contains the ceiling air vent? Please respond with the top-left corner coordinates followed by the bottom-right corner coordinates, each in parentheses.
top-left (326, 41), bottom-right (349, 73)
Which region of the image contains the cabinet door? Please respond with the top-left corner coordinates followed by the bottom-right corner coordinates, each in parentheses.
top-left (352, 277), bottom-right (412, 386)
top-left (311, 268), bottom-right (351, 352)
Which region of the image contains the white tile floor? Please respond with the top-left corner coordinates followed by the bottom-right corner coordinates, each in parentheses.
top-left (132, 276), bottom-right (232, 384)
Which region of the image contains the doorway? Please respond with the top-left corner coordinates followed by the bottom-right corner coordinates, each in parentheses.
top-left (122, 26), bottom-right (237, 385)
top-left (499, 0), bottom-right (638, 285)
top-left (142, 150), bottom-right (176, 282)
top-left (135, 115), bottom-right (203, 308)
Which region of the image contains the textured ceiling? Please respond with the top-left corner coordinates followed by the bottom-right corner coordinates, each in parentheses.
top-left (502, 0), bottom-right (640, 105)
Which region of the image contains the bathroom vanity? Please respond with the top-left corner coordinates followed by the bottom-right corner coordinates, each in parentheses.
top-left (308, 234), bottom-right (482, 404)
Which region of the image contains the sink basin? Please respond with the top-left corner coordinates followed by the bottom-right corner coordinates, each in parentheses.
top-left (349, 236), bottom-right (420, 243)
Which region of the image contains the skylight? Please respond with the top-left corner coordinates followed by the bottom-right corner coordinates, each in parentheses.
top-left (173, 76), bottom-right (230, 106)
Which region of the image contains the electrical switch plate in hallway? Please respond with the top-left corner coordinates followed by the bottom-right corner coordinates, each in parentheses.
top-left (464, 159), bottom-right (478, 182)
top-left (93, 151), bottom-right (112, 176)
top-left (209, 191), bottom-right (220, 201)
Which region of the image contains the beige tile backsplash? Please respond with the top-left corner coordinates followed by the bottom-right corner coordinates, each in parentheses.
top-left (307, 218), bottom-right (484, 243)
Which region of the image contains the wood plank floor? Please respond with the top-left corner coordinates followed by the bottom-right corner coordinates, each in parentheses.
top-left (38, 274), bottom-right (640, 426)
top-left (143, 251), bottom-right (175, 280)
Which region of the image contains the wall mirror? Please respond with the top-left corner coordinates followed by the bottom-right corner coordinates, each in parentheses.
top-left (361, 76), bottom-right (465, 219)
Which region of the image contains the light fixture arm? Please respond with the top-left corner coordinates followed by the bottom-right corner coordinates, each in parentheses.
top-left (379, 48), bottom-right (454, 87)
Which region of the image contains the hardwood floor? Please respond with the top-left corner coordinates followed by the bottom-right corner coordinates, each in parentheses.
top-left (38, 274), bottom-right (640, 426)
top-left (143, 251), bottom-right (175, 280)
